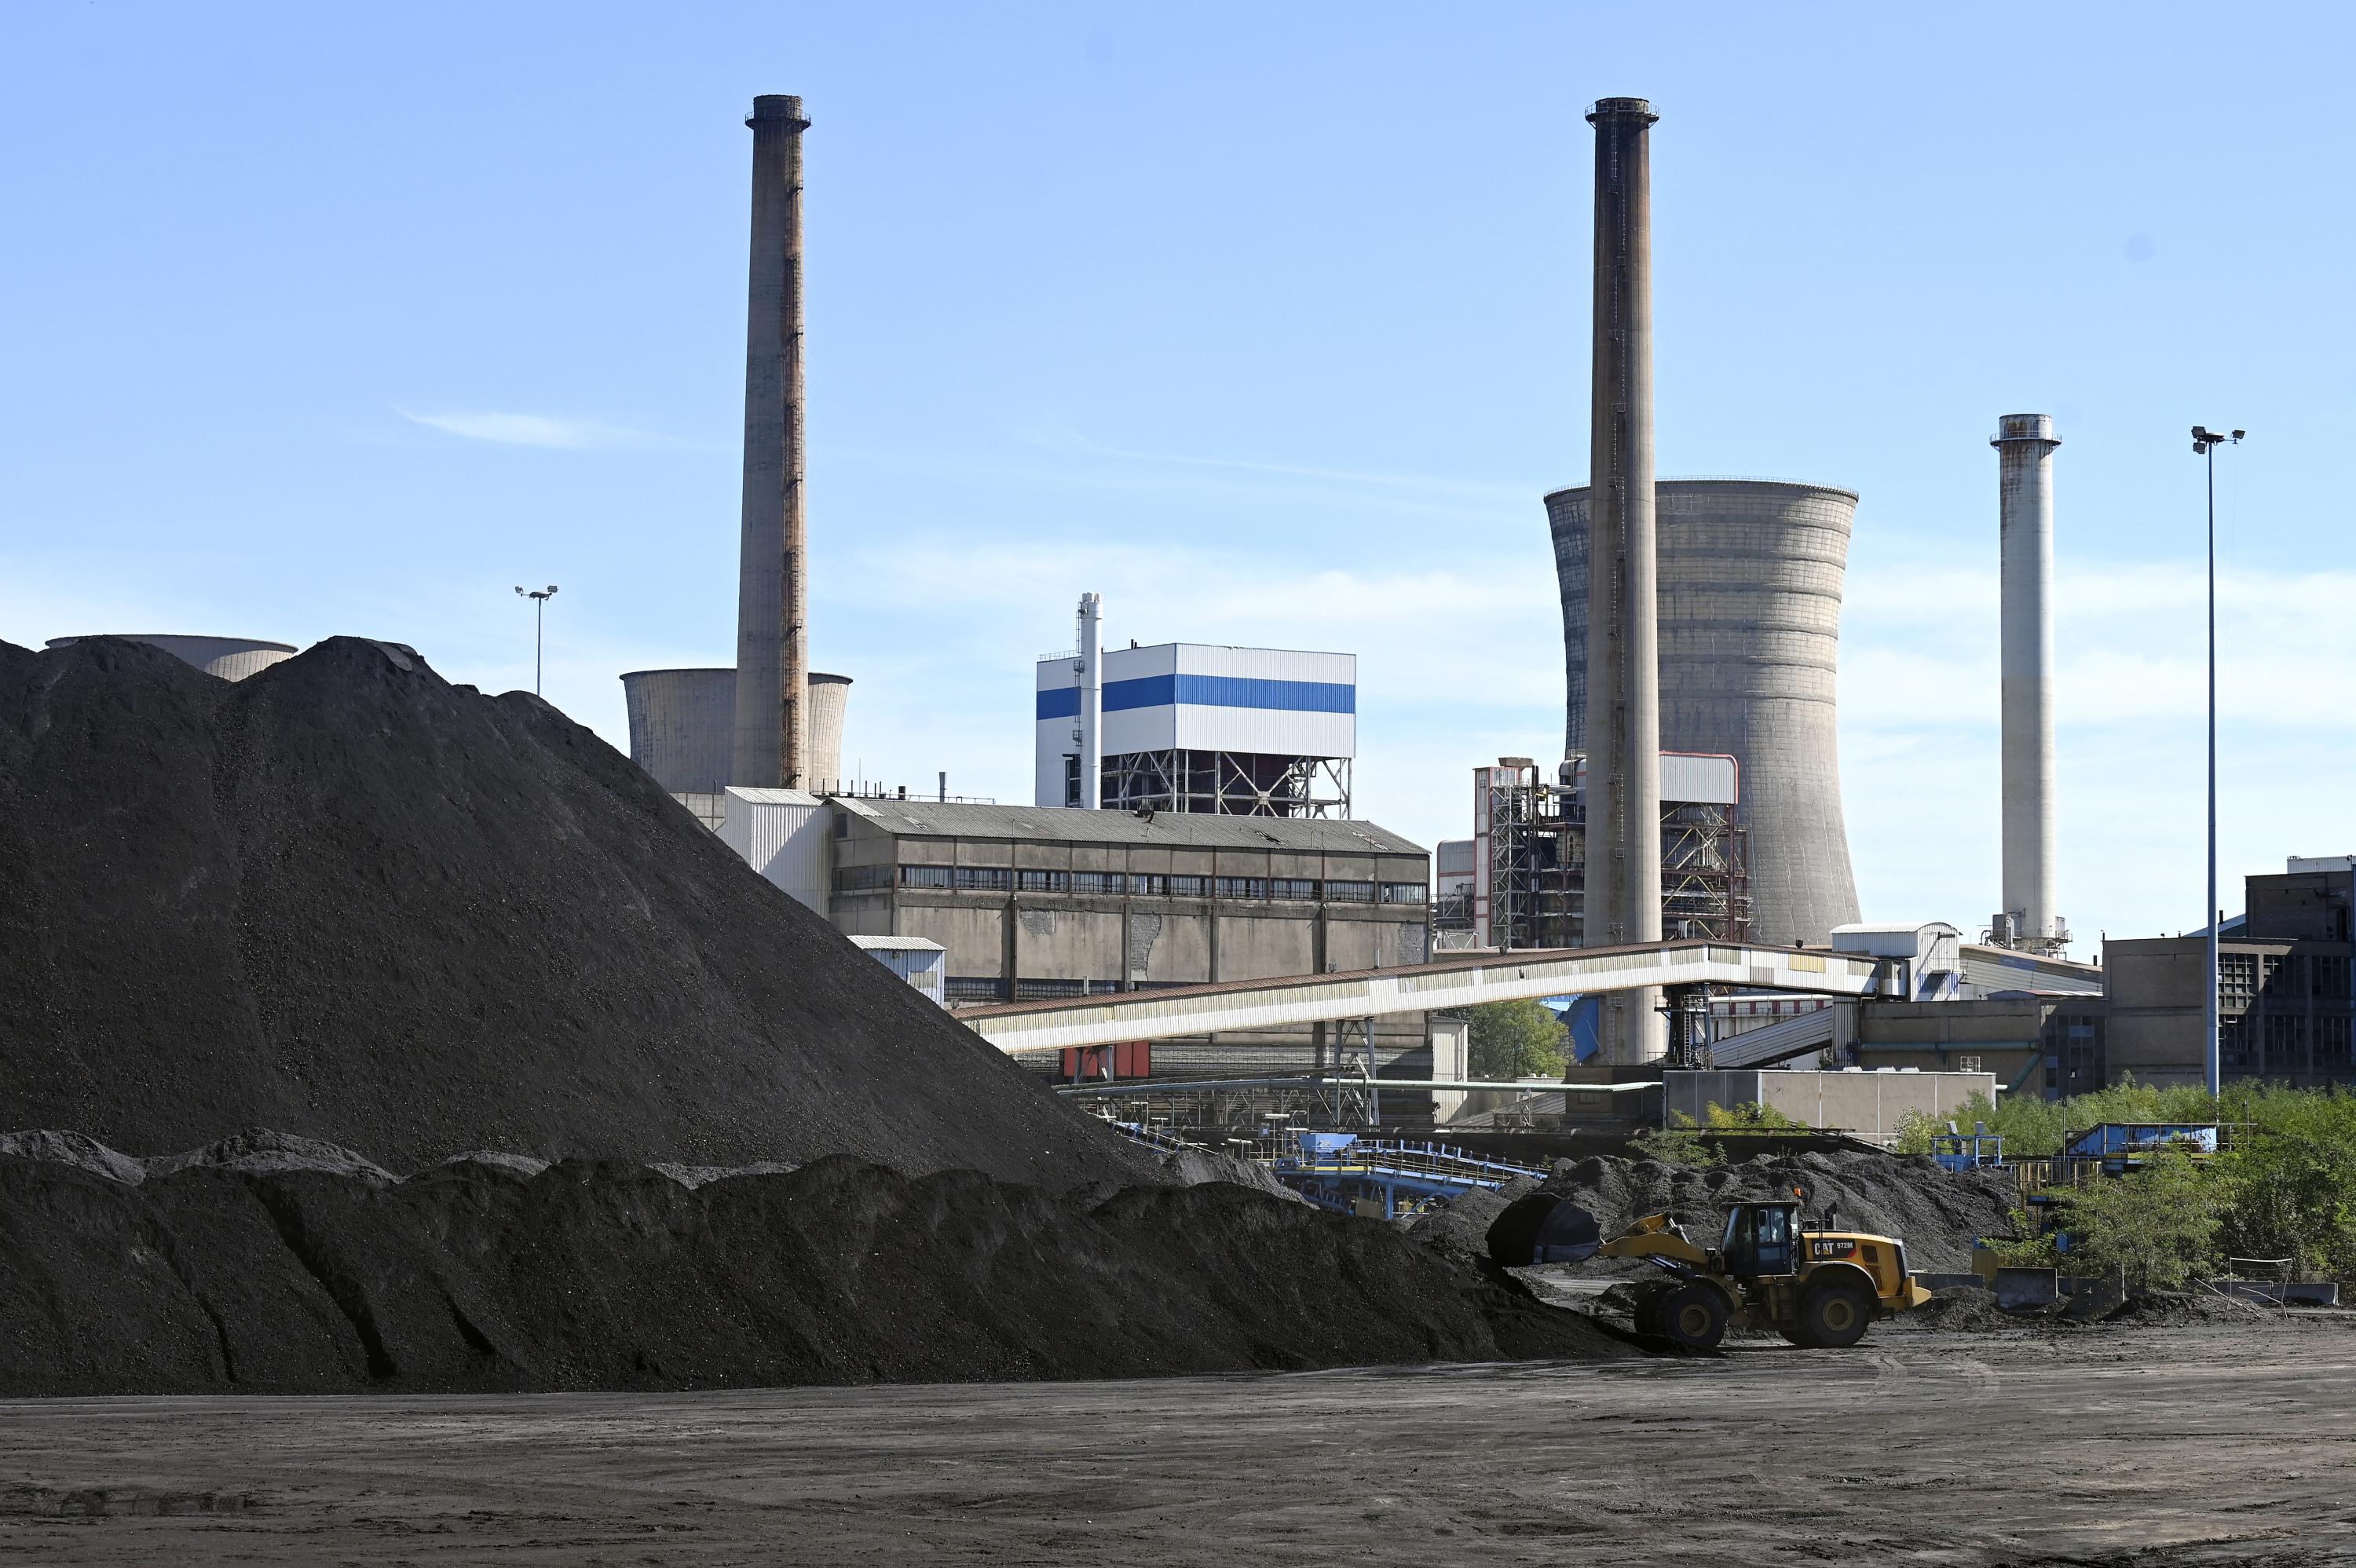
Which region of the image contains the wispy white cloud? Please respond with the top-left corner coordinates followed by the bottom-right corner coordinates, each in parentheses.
top-left (1010, 412), bottom-right (1537, 508)
top-left (396, 408), bottom-right (674, 451)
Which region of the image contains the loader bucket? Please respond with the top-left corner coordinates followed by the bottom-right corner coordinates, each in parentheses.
top-left (1531, 1201), bottom-right (1604, 1265)
top-left (1486, 1193), bottom-right (1562, 1267)
top-left (1486, 1194), bottom-right (1604, 1267)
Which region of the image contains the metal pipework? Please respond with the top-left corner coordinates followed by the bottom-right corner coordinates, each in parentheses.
top-left (1076, 593), bottom-right (1103, 810)
top-left (1584, 97), bottom-right (1665, 1063)
top-left (731, 93), bottom-right (812, 788)
top-left (1991, 414), bottom-right (2062, 953)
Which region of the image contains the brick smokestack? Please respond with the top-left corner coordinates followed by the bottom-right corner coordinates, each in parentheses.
top-left (731, 94), bottom-right (811, 789)
top-left (1583, 97), bottom-right (1664, 1063)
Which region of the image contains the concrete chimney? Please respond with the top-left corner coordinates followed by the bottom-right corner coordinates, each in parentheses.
top-left (1076, 592), bottom-right (1103, 810)
top-left (1992, 413), bottom-right (2064, 952)
top-left (1584, 97), bottom-right (1665, 1062)
top-left (730, 94), bottom-right (812, 788)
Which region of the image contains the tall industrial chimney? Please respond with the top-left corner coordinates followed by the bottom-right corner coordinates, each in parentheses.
top-left (1076, 592), bottom-right (1103, 810)
top-left (1992, 413), bottom-right (2065, 953)
top-left (730, 94), bottom-right (812, 789)
top-left (1584, 97), bottom-right (1664, 1062)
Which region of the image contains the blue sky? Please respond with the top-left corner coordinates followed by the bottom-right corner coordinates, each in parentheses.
top-left (5, 2), bottom-right (2350, 949)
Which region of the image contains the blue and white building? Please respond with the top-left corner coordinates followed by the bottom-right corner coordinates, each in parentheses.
top-left (1034, 629), bottom-right (1356, 818)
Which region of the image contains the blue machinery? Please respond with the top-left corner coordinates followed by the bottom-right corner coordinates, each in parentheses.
top-left (1266, 1132), bottom-right (1548, 1218)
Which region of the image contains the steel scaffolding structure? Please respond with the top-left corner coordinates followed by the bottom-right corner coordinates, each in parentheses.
top-left (1474, 758), bottom-right (1749, 951)
top-left (1101, 748), bottom-right (1352, 818)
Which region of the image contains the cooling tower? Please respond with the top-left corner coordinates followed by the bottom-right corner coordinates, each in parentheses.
top-left (1546, 478), bottom-right (1863, 945)
top-left (46, 635), bottom-right (295, 683)
top-left (624, 667), bottom-right (850, 795)
top-left (622, 668), bottom-right (737, 795)
top-left (805, 671), bottom-right (851, 791)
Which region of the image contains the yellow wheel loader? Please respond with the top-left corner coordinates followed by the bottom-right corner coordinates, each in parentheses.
top-left (1488, 1193), bottom-right (1932, 1351)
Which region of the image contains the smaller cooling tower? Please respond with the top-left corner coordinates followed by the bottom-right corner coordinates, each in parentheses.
top-left (806, 671), bottom-right (851, 792)
top-left (623, 667), bottom-right (851, 795)
top-left (622, 668), bottom-right (737, 795)
top-left (46, 635), bottom-right (295, 683)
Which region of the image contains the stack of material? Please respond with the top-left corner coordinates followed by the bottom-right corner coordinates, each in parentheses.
top-left (0, 636), bottom-right (1139, 1186)
top-left (0, 1134), bottom-right (1633, 1396)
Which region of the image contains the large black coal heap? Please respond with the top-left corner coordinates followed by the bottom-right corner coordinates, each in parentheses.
top-left (0, 635), bottom-right (1140, 1187)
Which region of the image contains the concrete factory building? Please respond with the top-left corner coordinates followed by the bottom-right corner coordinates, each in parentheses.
top-left (1033, 635), bottom-right (1355, 819)
top-left (1547, 477), bottom-right (1864, 948)
top-left (2105, 857), bottom-right (2356, 1087)
top-left (46, 634), bottom-right (295, 683)
top-left (825, 799), bottom-right (1427, 1003)
top-left (722, 788), bottom-right (1431, 1076)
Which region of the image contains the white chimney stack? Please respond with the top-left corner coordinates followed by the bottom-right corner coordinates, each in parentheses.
top-left (1076, 592), bottom-right (1103, 812)
top-left (1992, 414), bottom-right (2066, 954)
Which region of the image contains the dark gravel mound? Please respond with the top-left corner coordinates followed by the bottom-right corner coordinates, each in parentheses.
top-left (1533, 1149), bottom-right (2014, 1271)
top-left (2072, 1288), bottom-right (2259, 1329)
top-left (0, 636), bottom-right (1145, 1186)
top-left (1906, 1286), bottom-right (2018, 1332)
top-left (1394, 1186), bottom-right (1513, 1262)
top-left (0, 1150), bottom-right (1632, 1396)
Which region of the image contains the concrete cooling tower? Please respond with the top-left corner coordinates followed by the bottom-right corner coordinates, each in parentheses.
top-left (46, 635), bottom-right (295, 682)
top-left (1545, 478), bottom-right (1863, 945)
top-left (623, 667), bottom-right (851, 795)
top-left (622, 668), bottom-right (738, 795)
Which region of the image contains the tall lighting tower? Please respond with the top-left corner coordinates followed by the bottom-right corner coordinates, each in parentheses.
top-left (514, 584), bottom-right (558, 696)
top-left (2191, 424), bottom-right (2242, 1096)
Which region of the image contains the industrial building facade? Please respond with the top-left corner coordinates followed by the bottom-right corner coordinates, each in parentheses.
top-left (825, 799), bottom-right (1426, 1003)
top-left (717, 791), bottom-right (1432, 1080)
top-left (1034, 642), bottom-right (1355, 818)
top-left (2104, 859), bottom-right (2356, 1087)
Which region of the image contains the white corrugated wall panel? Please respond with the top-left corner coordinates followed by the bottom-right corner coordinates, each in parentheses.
top-left (1172, 645), bottom-right (1355, 685)
top-left (1658, 752), bottom-right (1740, 806)
top-left (1171, 704), bottom-right (1354, 758)
top-left (722, 790), bottom-right (829, 913)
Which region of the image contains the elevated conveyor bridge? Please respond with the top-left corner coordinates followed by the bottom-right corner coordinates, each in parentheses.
top-left (958, 938), bottom-right (1888, 1054)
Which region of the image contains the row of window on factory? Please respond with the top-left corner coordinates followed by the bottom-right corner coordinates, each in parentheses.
top-left (836, 863), bottom-right (1428, 905)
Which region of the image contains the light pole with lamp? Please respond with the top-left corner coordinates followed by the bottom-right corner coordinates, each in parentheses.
top-left (2190, 426), bottom-right (2241, 1097)
top-left (514, 584), bottom-right (558, 696)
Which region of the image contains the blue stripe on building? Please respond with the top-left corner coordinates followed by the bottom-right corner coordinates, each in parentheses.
top-left (1034, 674), bottom-right (1354, 722)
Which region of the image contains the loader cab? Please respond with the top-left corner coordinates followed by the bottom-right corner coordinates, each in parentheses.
top-left (1720, 1201), bottom-right (1799, 1277)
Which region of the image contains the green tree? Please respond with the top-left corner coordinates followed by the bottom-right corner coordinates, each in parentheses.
top-left (1465, 999), bottom-right (1568, 1080)
top-left (1891, 1108), bottom-right (1941, 1157)
top-left (1700, 1100), bottom-right (1805, 1131)
top-left (2218, 1087), bottom-right (2356, 1282)
top-left (1630, 1114), bottom-right (1718, 1168)
top-left (2056, 1148), bottom-right (2223, 1293)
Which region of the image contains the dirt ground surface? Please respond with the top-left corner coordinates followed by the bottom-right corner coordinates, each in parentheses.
top-left (6, 1318), bottom-right (2356, 1566)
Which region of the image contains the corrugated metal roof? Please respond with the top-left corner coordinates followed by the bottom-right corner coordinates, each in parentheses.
top-left (725, 787), bottom-right (825, 807)
top-left (830, 797), bottom-right (1425, 856)
top-left (849, 934), bottom-right (946, 952)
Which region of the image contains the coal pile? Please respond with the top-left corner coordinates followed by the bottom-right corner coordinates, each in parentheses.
top-left (1904, 1286), bottom-right (2018, 1332)
top-left (1530, 1149), bottom-right (2014, 1271)
top-left (0, 1140), bottom-right (1633, 1397)
top-left (0, 636), bottom-right (1145, 1187)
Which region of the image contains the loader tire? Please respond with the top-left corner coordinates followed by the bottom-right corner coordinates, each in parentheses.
top-left (1796, 1281), bottom-right (1872, 1349)
top-left (1656, 1281), bottom-right (1729, 1351)
top-left (1627, 1280), bottom-right (1676, 1340)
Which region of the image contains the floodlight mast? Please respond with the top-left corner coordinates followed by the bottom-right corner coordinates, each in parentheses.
top-left (2190, 426), bottom-right (2241, 1097)
top-left (514, 584), bottom-right (560, 696)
